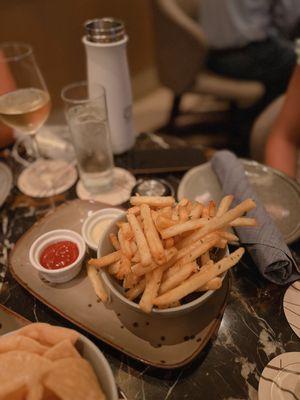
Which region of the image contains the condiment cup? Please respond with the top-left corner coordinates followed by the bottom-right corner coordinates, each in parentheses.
top-left (81, 208), bottom-right (124, 251)
top-left (29, 229), bottom-right (86, 283)
top-left (98, 214), bottom-right (227, 318)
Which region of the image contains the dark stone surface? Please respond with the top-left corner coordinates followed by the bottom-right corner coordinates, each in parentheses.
top-left (0, 134), bottom-right (299, 400)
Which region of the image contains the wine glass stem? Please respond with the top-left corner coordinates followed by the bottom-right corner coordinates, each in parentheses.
top-left (31, 133), bottom-right (41, 159)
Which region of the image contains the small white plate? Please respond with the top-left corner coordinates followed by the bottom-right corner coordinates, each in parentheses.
top-left (76, 167), bottom-right (136, 206)
top-left (284, 281), bottom-right (300, 339)
top-left (17, 159), bottom-right (78, 198)
top-left (0, 162), bottom-right (12, 207)
top-left (258, 352), bottom-right (300, 400)
top-left (178, 160), bottom-right (300, 244)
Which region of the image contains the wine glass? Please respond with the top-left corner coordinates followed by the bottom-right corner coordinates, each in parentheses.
top-left (0, 42), bottom-right (76, 197)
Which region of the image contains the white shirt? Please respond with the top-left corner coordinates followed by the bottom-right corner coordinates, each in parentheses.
top-left (199, 0), bottom-right (300, 49)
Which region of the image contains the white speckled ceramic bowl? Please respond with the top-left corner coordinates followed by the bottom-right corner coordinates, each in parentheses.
top-left (97, 212), bottom-right (225, 319)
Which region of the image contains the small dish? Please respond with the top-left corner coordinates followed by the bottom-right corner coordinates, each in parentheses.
top-left (258, 352), bottom-right (300, 400)
top-left (99, 214), bottom-right (226, 319)
top-left (177, 160), bottom-right (300, 244)
top-left (82, 208), bottom-right (124, 251)
top-left (283, 281), bottom-right (300, 339)
top-left (29, 229), bottom-right (86, 283)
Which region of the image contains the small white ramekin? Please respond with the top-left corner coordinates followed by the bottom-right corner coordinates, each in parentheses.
top-left (81, 208), bottom-right (124, 251)
top-left (29, 229), bottom-right (86, 283)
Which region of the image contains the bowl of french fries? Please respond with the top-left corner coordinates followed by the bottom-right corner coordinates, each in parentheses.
top-left (89, 195), bottom-right (256, 318)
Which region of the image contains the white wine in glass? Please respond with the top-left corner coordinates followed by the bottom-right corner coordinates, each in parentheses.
top-left (0, 87), bottom-right (50, 134)
top-left (0, 42), bottom-right (76, 197)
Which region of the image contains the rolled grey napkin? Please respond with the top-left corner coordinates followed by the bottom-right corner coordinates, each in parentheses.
top-left (211, 150), bottom-right (299, 285)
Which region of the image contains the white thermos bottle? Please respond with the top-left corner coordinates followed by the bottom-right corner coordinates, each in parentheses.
top-left (83, 18), bottom-right (135, 154)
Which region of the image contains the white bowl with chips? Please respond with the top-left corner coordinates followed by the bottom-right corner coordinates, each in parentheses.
top-left (4, 326), bottom-right (118, 400)
top-left (98, 214), bottom-right (227, 318)
top-left (77, 333), bottom-right (118, 399)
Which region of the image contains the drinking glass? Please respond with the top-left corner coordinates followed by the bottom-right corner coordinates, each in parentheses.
top-left (61, 81), bottom-right (114, 193)
top-left (0, 42), bottom-right (50, 158)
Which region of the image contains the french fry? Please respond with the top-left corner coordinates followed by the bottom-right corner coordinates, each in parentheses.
top-left (230, 217), bottom-right (257, 227)
top-left (217, 230), bottom-right (239, 242)
top-left (127, 206), bottom-right (140, 215)
top-left (140, 204), bottom-right (166, 265)
top-left (87, 264), bottom-right (108, 302)
top-left (153, 248), bottom-right (245, 306)
top-left (197, 277), bottom-right (222, 291)
top-left (131, 251), bottom-right (141, 263)
top-left (125, 279), bottom-right (146, 300)
top-left (175, 234), bottom-right (219, 261)
top-left (173, 237), bottom-right (219, 268)
top-left (123, 272), bottom-right (141, 289)
top-left (108, 260), bottom-right (121, 276)
top-left (175, 199), bottom-right (256, 242)
top-left (157, 301), bottom-right (181, 309)
top-left (208, 200), bottom-right (216, 218)
top-left (109, 233), bottom-right (120, 250)
top-left (164, 238), bottom-right (174, 249)
top-left (216, 195), bottom-right (234, 217)
top-left (179, 205), bottom-right (189, 222)
top-left (132, 247), bottom-right (177, 276)
top-left (130, 241), bottom-right (137, 254)
top-left (119, 255), bottom-right (131, 276)
top-left (118, 229), bottom-right (132, 259)
top-left (130, 196), bottom-right (175, 207)
top-left (189, 202), bottom-right (203, 220)
top-left (121, 222), bottom-right (134, 240)
top-left (156, 215), bottom-right (176, 230)
top-left (89, 250), bottom-right (122, 269)
top-left (176, 198), bottom-right (189, 208)
top-left (201, 205), bottom-right (210, 218)
top-left (160, 206), bottom-right (172, 219)
top-left (139, 267), bottom-right (164, 313)
top-left (127, 213), bottom-right (152, 266)
top-left (160, 217), bottom-right (209, 239)
top-left (159, 262), bottom-right (197, 295)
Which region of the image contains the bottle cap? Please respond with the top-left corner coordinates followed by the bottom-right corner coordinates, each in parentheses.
top-left (84, 18), bottom-right (125, 43)
top-left (131, 179), bottom-right (175, 197)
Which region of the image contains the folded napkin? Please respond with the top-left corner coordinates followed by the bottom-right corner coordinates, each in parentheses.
top-left (211, 150), bottom-right (299, 285)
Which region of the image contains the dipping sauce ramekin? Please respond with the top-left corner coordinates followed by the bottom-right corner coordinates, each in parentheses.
top-left (29, 229), bottom-right (86, 283)
top-left (81, 208), bottom-right (124, 251)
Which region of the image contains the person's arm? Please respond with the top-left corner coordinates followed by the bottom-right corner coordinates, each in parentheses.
top-left (265, 65), bottom-right (300, 178)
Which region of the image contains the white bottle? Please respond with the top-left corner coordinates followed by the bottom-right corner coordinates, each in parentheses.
top-left (83, 18), bottom-right (135, 154)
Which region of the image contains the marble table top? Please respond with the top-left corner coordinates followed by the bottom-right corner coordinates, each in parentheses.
top-left (0, 132), bottom-right (299, 400)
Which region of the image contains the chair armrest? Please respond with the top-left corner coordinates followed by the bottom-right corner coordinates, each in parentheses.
top-left (151, 0), bottom-right (207, 94)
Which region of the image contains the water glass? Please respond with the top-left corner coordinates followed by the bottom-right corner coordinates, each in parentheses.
top-left (61, 82), bottom-right (114, 193)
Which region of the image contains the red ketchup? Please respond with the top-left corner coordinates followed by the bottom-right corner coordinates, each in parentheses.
top-left (40, 241), bottom-right (79, 270)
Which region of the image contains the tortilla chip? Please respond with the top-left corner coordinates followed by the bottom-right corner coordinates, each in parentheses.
top-left (16, 324), bottom-right (79, 346)
top-left (44, 340), bottom-right (81, 361)
top-left (0, 378), bottom-right (27, 400)
top-left (0, 335), bottom-right (49, 355)
top-left (0, 351), bottom-right (52, 386)
top-left (43, 358), bottom-right (106, 400)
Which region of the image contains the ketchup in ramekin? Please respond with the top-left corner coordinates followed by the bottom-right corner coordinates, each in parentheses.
top-left (40, 240), bottom-right (79, 270)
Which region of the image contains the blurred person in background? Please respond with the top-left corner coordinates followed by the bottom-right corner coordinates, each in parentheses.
top-left (200, 0), bottom-right (300, 108)
top-left (0, 49), bottom-right (15, 148)
top-left (265, 63), bottom-right (300, 179)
